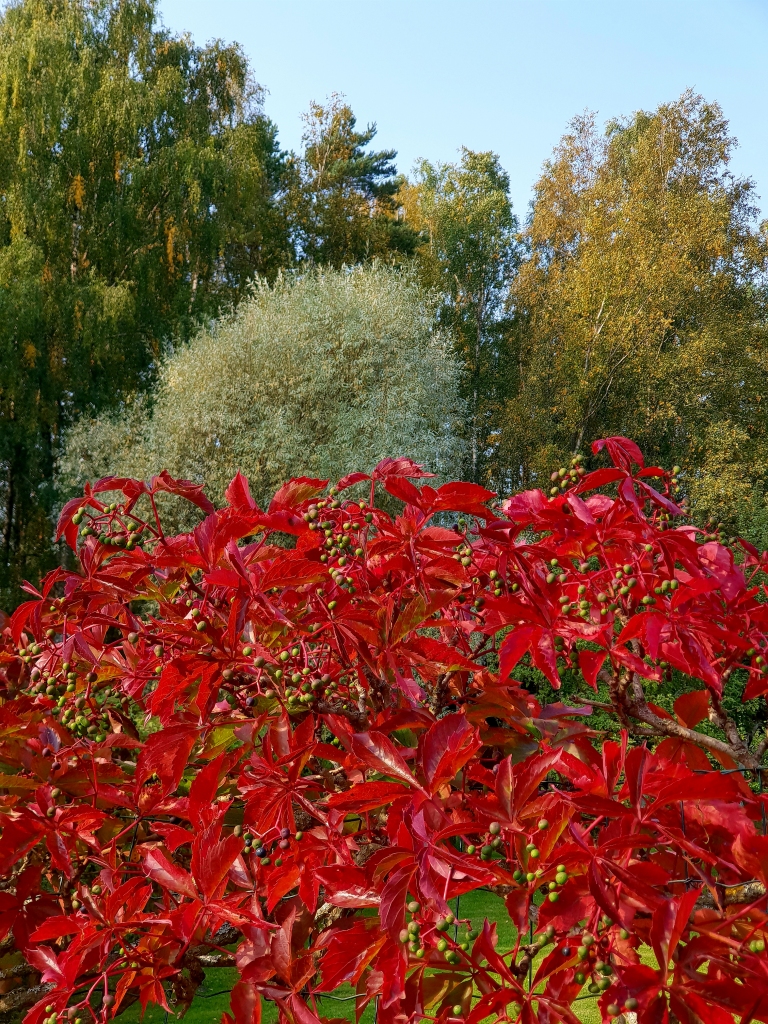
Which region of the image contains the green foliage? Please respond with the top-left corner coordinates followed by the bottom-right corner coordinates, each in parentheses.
top-left (506, 91), bottom-right (768, 515)
top-left (0, 0), bottom-right (292, 609)
top-left (400, 150), bottom-right (520, 485)
top-left (288, 93), bottom-right (418, 267)
top-left (60, 263), bottom-right (466, 524)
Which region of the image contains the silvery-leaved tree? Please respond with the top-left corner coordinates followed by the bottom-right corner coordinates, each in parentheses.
top-left (61, 264), bottom-right (466, 530)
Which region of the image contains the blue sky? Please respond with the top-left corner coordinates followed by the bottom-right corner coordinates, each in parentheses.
top-left (157, 0), bottom-right (768, 220)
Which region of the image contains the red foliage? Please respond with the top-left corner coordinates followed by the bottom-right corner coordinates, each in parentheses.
top-left (2, 437), bottom-right (768, 1024)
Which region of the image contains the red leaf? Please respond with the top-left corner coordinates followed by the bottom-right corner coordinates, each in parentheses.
top-left (191, 827), bottom-right (243, 901)
top-left (26, 945), bottom-right (68, 986)
top-left (412, 636), bottom-right (479, 672)
top-left (188, 753), bottom-right (229, 826)
top-left (587, 860), bottom-right (630, 930)
top-left (315, 919), bottom-right (384, 991)
top-left (420, 713), bottom-right (480, 793)
top-left (227, 981), bottom-right (262, 1024)
top-left (314, 866), bottom-right (379, 908)
top-left (371, 457), bottom-right (434, 481)
top-left (379, 864), bottom-right (414, 940)
top-left (225, 472), bottom-right (258, 513)
top-left (578, 649), bottom-right (606, 691)
top-left (28, 916), bottom-right (81, 942)
top-left (336, 471), bottom-right (371, 492)
top-left (504, 888), bottom-right (530, 934)
top-left (349, 733), bottom-right (419, 791)
top-left (565, 490), bottom-right (595, 525)
top-left (54, 495), bottom-right (85, 548)
top-left (624, 745), bottom-right (650, 812)
top-left (10, 600), bottom-right (38, 646)
top-left (530, 630), bottom-right (561, 689)
top-left (471, 919), bottom-right (516, 983)
top-left (327, 781), bottom-right (410, 812)
top-left (135, 725), bottom-right (197, 797)
top-left (150, 469), bottom-right (216, 514)
top-left (270, 477), bottom-right (328, 510)
top-left (499, 626), bottom-right (537, 680)
top-left (574, 467), bottom-right (626, 493)
top-left (431, 481), bottom-right (496, 513)
top-left (592, 435), bottom-right (645, 471)
top-left (383, 476), bottom-right (424, 507)
top-left (674, 690), bottom-right (709, 728)
top-left (287, 994), bottom-right (324, 1024)
top-left (260, 556), bottom-right (326, 591)
top-left (391, 594), bottom-right (427, 645)
top-left (650, 889), bottom-right (699, 978)
top-left (142, 848), bottom-right (198, 899)
top-left (0, 815), bottom-right (44, 873)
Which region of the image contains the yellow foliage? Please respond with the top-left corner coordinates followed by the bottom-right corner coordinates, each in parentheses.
top-left (165, 219), bottom-right (177, 272)
top-left (505, 91), bottom-right (768, 524)
top-left (69, 173), bottom-right (86, 210)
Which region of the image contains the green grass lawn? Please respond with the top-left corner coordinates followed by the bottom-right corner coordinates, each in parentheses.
top-left (114, 891), bottom-right (612, 1023)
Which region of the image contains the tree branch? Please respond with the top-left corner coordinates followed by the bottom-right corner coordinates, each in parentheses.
top-left (597, 668), bottom-right (762, 769)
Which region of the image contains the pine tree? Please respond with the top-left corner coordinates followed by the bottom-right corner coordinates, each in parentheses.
top-left (289, 94), bottom-right (417, 267)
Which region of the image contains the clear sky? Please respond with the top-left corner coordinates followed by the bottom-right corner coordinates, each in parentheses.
top-left (157, 0), bottom-right (768, 220)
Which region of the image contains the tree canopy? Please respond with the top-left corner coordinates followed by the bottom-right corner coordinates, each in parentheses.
top-left (400, 150), bottom-right (519, 486)
top-left (288, 93), bottom-right (418, 268)
top-left (0, 0), bottom-right (291, 609)
top-left (506, 92), bottom-right (768, 528)
top-left (61, 263), bottom-right (465, 522)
